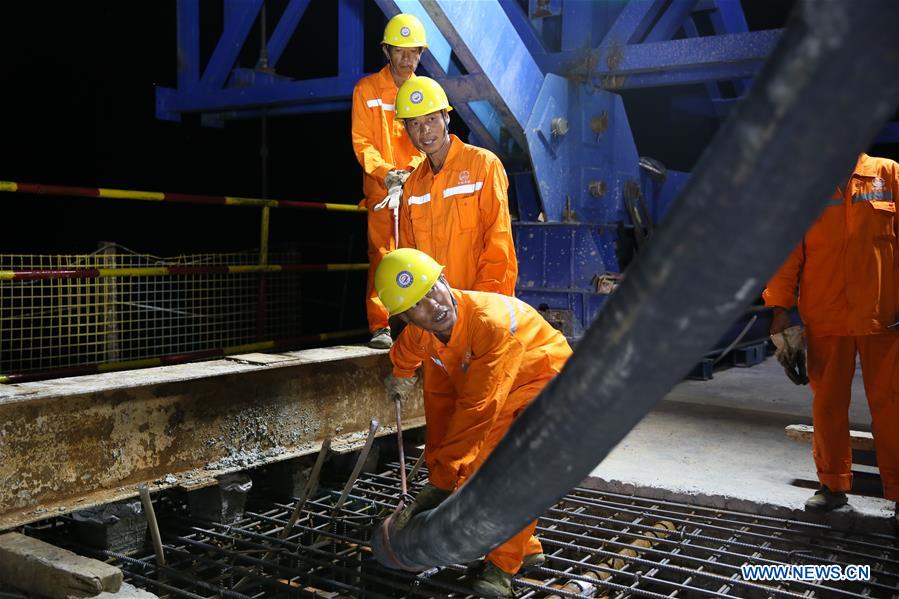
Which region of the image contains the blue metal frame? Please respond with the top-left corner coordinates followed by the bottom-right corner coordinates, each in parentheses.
top-left (164, 0), bottom-right (852, 354)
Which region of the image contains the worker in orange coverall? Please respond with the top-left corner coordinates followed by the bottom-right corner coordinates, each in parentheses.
top-left (764, 153), bottom-right (898, 526)
top-left (376, 248), bottom-right (571, 597)
top-left (394, 76), bottom-right (517, 295)
top-left (351, 13), bottom-right (426, 349)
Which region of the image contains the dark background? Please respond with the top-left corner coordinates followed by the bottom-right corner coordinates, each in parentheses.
top-left (0, 1), bottom-right (895, 334)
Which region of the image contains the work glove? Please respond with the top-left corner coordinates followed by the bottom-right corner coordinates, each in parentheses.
top-left (373, 170), bottom-right (410, 213)
top-left (770, 325), bottom-right (809, 385)
top-left (385, 373), bottom-right (418, 404)
top-left (392, 483), bottom-right (451, 531)
top-left (384, 169), bottom-right (410, 189)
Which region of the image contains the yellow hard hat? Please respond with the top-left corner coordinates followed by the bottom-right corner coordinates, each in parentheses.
top-left (382, 14), bottom-right (428, 48)
top-left (375, 248), bottom-right (444, 315)
top-left (395, 76), bottom-right (453, 120)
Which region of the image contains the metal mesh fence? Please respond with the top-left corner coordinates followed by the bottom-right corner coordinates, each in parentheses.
top-left (0, 247), bottom-right (303, 374)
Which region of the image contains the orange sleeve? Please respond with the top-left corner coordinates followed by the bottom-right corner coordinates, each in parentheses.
top-left (472, 159), bottom-right (517, 295)
top-left (405, 153), bottom-right (425, 173)
top-left (762, 240), bottom-right (805, 310)
top-left (427, 315), bottom-right (524, 490)
top-left (351, 82), bottom-right (395, 183)
top-left (389, 326), bottom-right (427, 378)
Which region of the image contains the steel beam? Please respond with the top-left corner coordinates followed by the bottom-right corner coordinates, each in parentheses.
top-left (643, 0), bottom-right (701, 43)
top-left (543, 30), bottom-right (780, 88)
top-left (419, 0), bottom-right (545, 148)
top-left (0, 346), bottom-right (424, 530)
top-left (201, 0), bottom-right (263, 89)
top-left (596, 0), bottom-right (669, 47)
top-left (176, 0), bottom-right (200, 91)
top-left (266, 0), bottom-right (312, 68)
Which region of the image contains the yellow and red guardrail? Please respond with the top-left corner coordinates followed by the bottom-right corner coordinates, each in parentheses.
top-left (0, 180), bottom-right (372, 383)
top-left (0, 180), bottom-right (366, 212)
top-left (0, 263), bottom-right (368, 281)
top-left (0, 329), bottom-right (370, 384)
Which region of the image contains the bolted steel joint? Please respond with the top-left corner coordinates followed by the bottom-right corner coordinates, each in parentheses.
top-left (591, 112), bottom-right (608, 136)
top-left (588, 181), bottom-right (607, 198)
top-left (551, 117), bottom-right (569, 138)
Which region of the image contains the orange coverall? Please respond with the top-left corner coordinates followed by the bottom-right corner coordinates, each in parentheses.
top-left (398, 134), bottom-right (518, 296)
top-left (763, 153), bottom-right (899, 500)
top-left (352, 65), bottom-right (424, 332)
top-left (391, 289), bottom-right (571, 574)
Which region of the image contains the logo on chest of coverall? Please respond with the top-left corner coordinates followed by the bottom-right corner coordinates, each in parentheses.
top-left (458, 170), bottom-right (470, 185)
top-left (396, 270), bottom-right (414, 288)
top-left (409, 91), bottom-right (423, 104)
top-left (873, 177), bottom-right (885, 190)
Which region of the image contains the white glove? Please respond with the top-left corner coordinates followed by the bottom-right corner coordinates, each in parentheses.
top-left (771, 325), bottom-right (808, 385)
top-left (373, 185), bottom-right (402, 212)
top-left (384, 169), bottom-right (410, 189)
top-left (385, 373), bottom-right (418, 404)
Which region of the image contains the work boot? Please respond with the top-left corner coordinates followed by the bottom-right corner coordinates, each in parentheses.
top-left (804, 487), bottom-right (848, 511)
top-left (471, 561), bottom-right (514, 598)
top-left (522, 552), bottom-right (546, 568)
top-left (369, 328), bottom-right (393, 349)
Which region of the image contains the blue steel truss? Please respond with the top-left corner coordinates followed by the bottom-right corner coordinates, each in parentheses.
top-left (157, 1), bottom-right (895, 348)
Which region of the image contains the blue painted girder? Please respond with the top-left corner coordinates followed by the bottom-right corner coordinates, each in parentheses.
top-left (540, 30), bottom-right (781, 89)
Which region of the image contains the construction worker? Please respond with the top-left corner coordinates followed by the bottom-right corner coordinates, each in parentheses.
top-left (352, 13), bottom-right (426, 349)
top-left (394, 76), bottom-right (518, 295)
top-left (764, 153), bottom-right (898, 526)
top-left (377, 248), bottom-right (571, 597)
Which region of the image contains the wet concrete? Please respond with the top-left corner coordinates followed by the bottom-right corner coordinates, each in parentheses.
top-left (589, 358), bottom-right (895, 533)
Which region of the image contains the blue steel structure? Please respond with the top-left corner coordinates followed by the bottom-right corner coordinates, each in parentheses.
top-left (155, 1), bottom-right (897, 364)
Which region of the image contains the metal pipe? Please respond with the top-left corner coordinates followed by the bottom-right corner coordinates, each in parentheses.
top-left (281, 438), bottom-right (331, 539)
top-left (0, 262), bottom-right (368, 281)
top-left (0, 180), bottom-right (366, 212)
top-left (137, 484), bottom-right (165, 569)
top-left (371, 0), bottom-right (899, 571)
top-left (333, 419), bottom-right (380, 515)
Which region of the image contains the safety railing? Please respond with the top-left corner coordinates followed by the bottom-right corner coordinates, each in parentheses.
top-left (0, 182), bottom-right (370, 383)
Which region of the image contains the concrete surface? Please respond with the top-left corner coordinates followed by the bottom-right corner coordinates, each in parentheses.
top-left (589, 358), bottom-right (896, 532)
top-left (0, 532), bottom-right (122, 598)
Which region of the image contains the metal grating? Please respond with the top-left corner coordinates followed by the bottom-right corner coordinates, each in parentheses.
top-left (63, 456), bottom-right (898, 598)
top-left (0, 248), bottom-right (302, 373)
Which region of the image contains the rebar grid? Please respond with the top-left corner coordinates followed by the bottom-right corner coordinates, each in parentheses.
top-left (0, 251), bottom-right (302, 373)
top-left (92, 456), bottom-right (897, 599)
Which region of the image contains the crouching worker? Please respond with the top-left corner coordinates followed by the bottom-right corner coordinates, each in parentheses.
top-left (374, 248), bottom-right (572, 597)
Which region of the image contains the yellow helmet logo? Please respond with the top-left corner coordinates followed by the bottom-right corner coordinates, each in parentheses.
top-left (382, 14), bottom-right (428, 48)
top-left (375, 249), bottom-right (445, 315)
top-left (395, 76), bottom-right (453, 120)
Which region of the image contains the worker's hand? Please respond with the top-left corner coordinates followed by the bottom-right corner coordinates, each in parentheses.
top-left (385, 373), bottom-right (418, 404)
top-left (384, 169), bottom-right (410, 189)
top-left (392, 483), bottom-right (451, 531)
top-left (769, 306), bottom-right (792, 336)
top-left (770, 325), bottom-right (809, 385)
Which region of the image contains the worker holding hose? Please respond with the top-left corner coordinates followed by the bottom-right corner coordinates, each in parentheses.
top-left (376, 248), bottom-right (572, 597)
top-left (351, 14), bottom-right (426, 349)
top-left (764, 153), bottom-right (898, 526)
